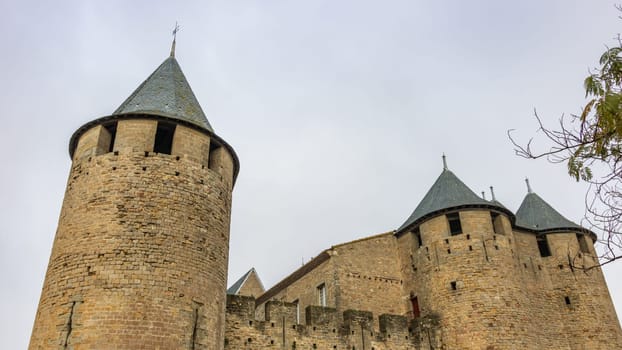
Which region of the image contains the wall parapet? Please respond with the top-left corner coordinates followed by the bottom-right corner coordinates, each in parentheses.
top-left (225, 295), bottom-right (440, 349)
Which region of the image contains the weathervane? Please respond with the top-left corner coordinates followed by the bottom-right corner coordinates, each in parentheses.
top-left (170, 22), bottom-right (180, 57)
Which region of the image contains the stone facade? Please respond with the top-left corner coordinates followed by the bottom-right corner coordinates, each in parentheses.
top-left (239, 208), bottom-right (622, 349)
top-left (30, 118), bottom-right (236, 349)
top-left (30, 52), bottom-right (622, 350)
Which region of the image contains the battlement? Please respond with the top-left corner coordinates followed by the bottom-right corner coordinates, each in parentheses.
top-left (225, 295), bottom-right (441, 349)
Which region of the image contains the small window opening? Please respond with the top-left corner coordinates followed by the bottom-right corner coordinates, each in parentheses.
top-left (104, 123), bottom-right (117, 153)
top-left (410, 295), bottom-right (420, 318)
top-left (317, 283), bottom-right (327, 307)
top-left (154, 122), bottom-right (176, 154)
top-left (447, 213), bottom-right (462, 235)
top-left (491, 212), bottom-right (504, 234)
top-left (208, 142), bottom-right (223, 171)
top-left (564, 296), bottom-right (571, 305)
top-left (450, 281), bottom-right (457, 290)
top-left (469, 245), bottom-right (473, 251)
top-left (537, 235), bottom-right (551, 257)
top-left (577, 233), bottom-right (590, 253)
top-left (293, 299), bottom-right (300, 324)
top-left (413, 227), bottom-right (422, 248)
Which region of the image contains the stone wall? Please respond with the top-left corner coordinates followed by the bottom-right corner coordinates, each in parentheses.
top-left (226, 295), bottom-right (438, 350)
top-left (30, 118), bottom-right (235, 350)
top-left (256, 233), bottom-right (404, 329)
top-left (398, 209), bottom-right (622, 349)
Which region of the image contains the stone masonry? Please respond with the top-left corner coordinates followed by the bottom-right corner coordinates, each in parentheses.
top-left (29, 50), bottom-right (622, 350)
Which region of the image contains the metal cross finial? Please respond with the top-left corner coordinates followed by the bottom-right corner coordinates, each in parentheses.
top-left (525, 178), bottom-right (533, 193)
top-left (170, 22), bottom-right (181, 57)
top-left (442, 153), bottom-right (447, 170)
top-left (490, 186), bottom-right (497, 201)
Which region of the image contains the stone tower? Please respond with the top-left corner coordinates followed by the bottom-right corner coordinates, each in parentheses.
top-left (30, 47), bottom-right (238, 349)
top-left (395, 162), bottom-right (622, 349)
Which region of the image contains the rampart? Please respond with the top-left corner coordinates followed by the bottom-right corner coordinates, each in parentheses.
top-left (225, 295), bottom-right (441, 350)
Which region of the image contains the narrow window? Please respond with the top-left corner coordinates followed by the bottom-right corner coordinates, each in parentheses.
top-left (576, 234), bottom-right (590, 253)
top-left (410, 295), bottom-right (420, 319)
top-left (104, 122), bottom-right (117, 153)
top-left (447, 213), bottom-right (462, 235)
top-left (491, 212), bottom-right (504, 234)
top-left (317, 283), bottom-right (327, 307)
top-left (564, 296), bottom-right (571, 305)
top-left (293, 299), bottom-right (300, 324)
top-left (450, 281), bottom-right (457, 290)
top-left (154, 122), bottom-right (176, 154)
top-left (413, 227), bottom-right (422, 248)
top-left (537, 235), bottom-right (551, 257)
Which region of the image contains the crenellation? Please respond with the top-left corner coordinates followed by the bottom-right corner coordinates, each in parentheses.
top-left (305, 305), bottom-right (338, 326)
top-left (265, 300), bottom-right (298, 324)
top-left (225, 296), bottom-right (423, 350)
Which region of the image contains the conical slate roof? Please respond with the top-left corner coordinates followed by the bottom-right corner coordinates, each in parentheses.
top-left (397, 169), bottom-right (501, 233)
top-left (515, 192), bottom-right (582, 232)
top-left (113, 55), bottom-right (213, 132)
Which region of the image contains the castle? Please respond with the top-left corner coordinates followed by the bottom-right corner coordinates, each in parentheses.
top-left (29, 47), bottom-right (622, 349)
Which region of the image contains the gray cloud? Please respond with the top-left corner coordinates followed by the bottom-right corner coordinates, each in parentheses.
top-left (2, 0), bottom-right (621, 347)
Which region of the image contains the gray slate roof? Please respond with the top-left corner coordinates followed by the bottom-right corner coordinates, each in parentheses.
top-left (113, 56), bottom-right (213, 132)
top-left (397, 169), bottom-right (502, 233)
top-left (227, 268), bottom-right (255, 295)
top-left (515, 192), bottom-right (582, 232)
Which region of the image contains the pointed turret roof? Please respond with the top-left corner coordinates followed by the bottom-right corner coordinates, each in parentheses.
top-left (515, 191), bottom-right (583, 232)
top-left (112, 55), bottom-right (213, 132)
top-left (397, 167), bottom-right (510, 234)
top-left (69, 50), bottom-right (240, 184)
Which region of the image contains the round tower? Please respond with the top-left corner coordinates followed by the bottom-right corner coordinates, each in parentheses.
top-left (30, 48), bottom-right (238, 349)
top-left (395, 160), bottom-right (534, 349)
top-left (514, 184), bottom-right (622, 349)
top-left (396, 162), bottom-right (622, 349)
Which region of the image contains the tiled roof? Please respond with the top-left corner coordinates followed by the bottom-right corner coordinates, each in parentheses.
top-left (397, 169), bottom-right (508, 233)
top-left (113, 56), bottom-right (213, 132)
top-left (515, 192), bottom-right (583, 232)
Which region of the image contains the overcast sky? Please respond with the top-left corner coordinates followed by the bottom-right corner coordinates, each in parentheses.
top-left (2, 0), bottom-right (621, 347)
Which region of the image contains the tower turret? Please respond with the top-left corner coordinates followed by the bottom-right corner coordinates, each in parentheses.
top-left (395, 160), bottom-right (528, 349)
top-left (514, 184), bottom-right (622, 349)
top-left (30, 50), bottom-right (238, 349)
